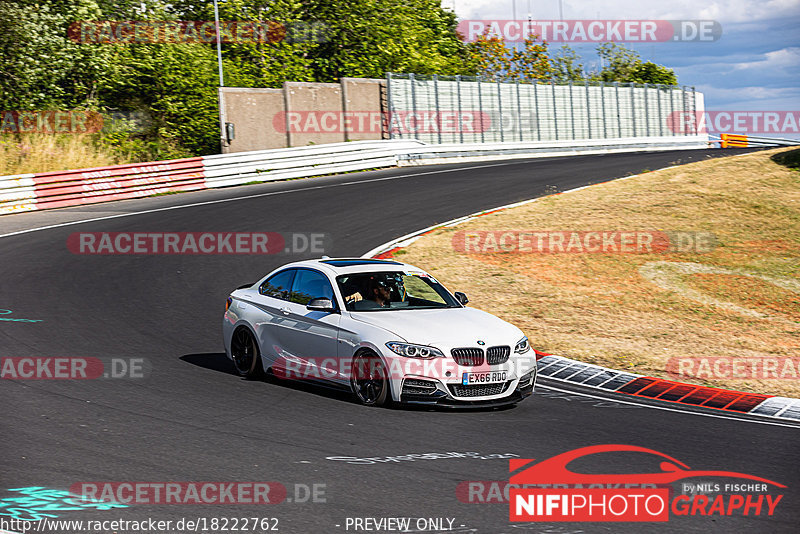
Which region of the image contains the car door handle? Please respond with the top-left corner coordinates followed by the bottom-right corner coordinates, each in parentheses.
top-left (280, 307), bottom-right (290, 315)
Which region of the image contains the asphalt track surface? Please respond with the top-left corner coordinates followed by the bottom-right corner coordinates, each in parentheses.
top-left (1, 149), bottom-right (798, 534)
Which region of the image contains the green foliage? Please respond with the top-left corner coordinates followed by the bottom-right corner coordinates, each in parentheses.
top-left (0, 0), bottom-right (111, 109)
top-left (510, 37), bottom-right (553, 81)
top-left (301, 0), bottom-right (472, 80)
top-left (469, 32), bottom-right (511, 81)
top-left (596, 42), bottom-right (640, 82)
top-left (629, 61), bottom-right (678, 86)
top-left (552, 45), bottom-right (584, 82)
top-left (469, 37), bottom-right (675, 86)
top-left (0, 1), bottom-right (680, 162)
top-left (596, 42), bottom-right (678, 85)
top-left (99, 43), bottom-right (248, 157)
top-left (0, 0), bottom-right (478, 158)
top-left (469, 32), bottom-right (552, 81)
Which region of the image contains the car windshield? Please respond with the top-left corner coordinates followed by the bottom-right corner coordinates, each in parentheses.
top-left (336, 271), bottom-right (460, 312)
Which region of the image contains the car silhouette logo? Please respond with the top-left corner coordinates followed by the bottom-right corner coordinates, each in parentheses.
top-left (509, 444), bottom-right (786, 487)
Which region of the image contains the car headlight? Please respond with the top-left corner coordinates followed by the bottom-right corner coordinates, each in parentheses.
top-left (385, 342), bottom-right (444, 359)
top-left (514, 336), bottom-right (531, 354)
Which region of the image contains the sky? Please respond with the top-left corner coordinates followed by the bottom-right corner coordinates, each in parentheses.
top-left (445, 0), bottom-right (800, 123)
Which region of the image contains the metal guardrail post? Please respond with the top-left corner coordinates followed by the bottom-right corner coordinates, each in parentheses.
top-left (600, 81), bottom-right (607, 139)
top-left (656, 85), bottom-right (663, 137)
top-left (682, 86), bottom-right (688, 138)
top-left (478, 76), bottom-right (485, 143)
top-left (669, 87), bottom-right (675, 136)
top-left (533, 79), bottom-right (541, 141)
top-left (456, 75), bottom-right (463, 144)
top-left (433, 74), bottom-right (442, 144)
top-left (569, 80), bottom-right (575, 140)
top-left (448, 75), bottom-right (456, 144)
top-left (386, 72), bottom-right (394, 140)
top-left (516, 80), bottom-right (523, 142)
top-left (551, 80), bottom-right (558, 141)
top-left (630, 83), bottom-right (637, 137)
top-left (614, 82), bottom-right (621, 138)
top-left (644, 83), bottom-right (650, 136)
top-left (585, 80), bottom-right (591, 139)
top-left (497, 79), bottom-right (504, 143)
top-left (410, 73), bottom-right (418, 140)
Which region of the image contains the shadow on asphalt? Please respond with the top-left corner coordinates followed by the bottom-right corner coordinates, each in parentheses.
top-left (180, 352), bottom-right (238, 376)
top-left (179, 352), bottom-right (356, 404)
top-left (179, 352), bottom-right (519, 412)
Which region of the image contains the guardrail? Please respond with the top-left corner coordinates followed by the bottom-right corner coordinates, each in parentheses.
top-left (0, 158), bottom-right (207, 214)
top-left (0, 140), bottom-right (425, 215)
top-left (0, 136), bottom-right (709, 215)
top-left (396, 136), bottom-right (709, 165)
top-left (202, 140), bottom-right (425, 188)
top-left (711, 134), bottom-right (800, 148)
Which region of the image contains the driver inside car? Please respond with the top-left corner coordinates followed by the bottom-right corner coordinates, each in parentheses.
top-left (344, 273), bottom-right (409, 310)
top-left (366, 277), bottom-right (392, 308)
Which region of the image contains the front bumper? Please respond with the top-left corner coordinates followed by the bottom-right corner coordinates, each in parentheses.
top-left (398, 370), bottom-right (536, 407)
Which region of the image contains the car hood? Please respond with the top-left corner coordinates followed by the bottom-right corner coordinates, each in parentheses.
top-left (350, 307), bottom-right (524, 348)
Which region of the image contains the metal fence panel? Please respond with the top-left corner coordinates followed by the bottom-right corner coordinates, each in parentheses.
top-left (386, 73), bottom-right (699, 144)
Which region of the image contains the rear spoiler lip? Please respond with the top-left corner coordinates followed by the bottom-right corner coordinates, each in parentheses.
top-left (236, 282), bottom-right (255, 290)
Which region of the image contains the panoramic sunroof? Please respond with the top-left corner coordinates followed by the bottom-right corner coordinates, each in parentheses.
top-left (320, 258), bottom-right (403, 267)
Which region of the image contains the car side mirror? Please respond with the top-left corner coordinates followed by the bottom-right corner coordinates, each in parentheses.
top-left (454, 292), bottom-right (469, 305)
top-left (307, 297), bottom-right (336, 312)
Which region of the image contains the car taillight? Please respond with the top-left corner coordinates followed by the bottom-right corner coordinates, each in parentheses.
top-left (225, 297), bottom-right (232, 311)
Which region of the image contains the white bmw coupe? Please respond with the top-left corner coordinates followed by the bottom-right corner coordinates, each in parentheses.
top-left (223, 258), bottom-right (536, 407)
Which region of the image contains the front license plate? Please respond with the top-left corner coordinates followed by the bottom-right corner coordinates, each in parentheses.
top-left (462, 371), bottom-right (507, 385)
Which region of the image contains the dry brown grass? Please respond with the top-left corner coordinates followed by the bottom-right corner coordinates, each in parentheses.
top-left (396, 147), bottom-right (800, 397)
top-left (0, 134), bottom-right (120, 175)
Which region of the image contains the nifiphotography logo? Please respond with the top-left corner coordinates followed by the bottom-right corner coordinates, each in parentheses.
top-left (509, 445), bottom-right (785, 522)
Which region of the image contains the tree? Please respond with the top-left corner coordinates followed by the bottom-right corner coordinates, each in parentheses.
top-left (469, 31), bottom-right (511, 81)
top-left (169, 0), bottom-right (316, 88)
top-left (552, 45), bottom-right (584, 82)
top-left (596, 42), bottom-right (677, 85)
top-left (510, 36), bottom-right (553, 81)
top-left (469, 32), bottom-right (552, 81)
top-left (0, 0), bottom-right (112, 110)
top-left (596, 42), bottom-right (640, 82)
top-left (629, 61), bottom-right (678, 86)
top-left (100, 43), bottom-right (255, 158)
top-left (297, 0), bottom-right (473, 80)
